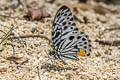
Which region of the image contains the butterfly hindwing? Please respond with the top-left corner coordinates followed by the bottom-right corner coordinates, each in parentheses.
top-left (58, 31), bottom-right (91, 60)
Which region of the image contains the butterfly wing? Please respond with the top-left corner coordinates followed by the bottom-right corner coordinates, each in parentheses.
top-left (52, 5), bottom-right (91, 60)
top-left (52, 6), bottom-right (78, 51)
top-left (59, 31), bottom-right (91, 60)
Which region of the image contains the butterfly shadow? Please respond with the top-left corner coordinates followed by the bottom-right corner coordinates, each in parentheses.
top-left (41, 63), bottom-right (78, 72)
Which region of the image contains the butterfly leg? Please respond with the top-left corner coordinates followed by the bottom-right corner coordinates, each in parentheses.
top-left (60, 58), bottom-right (67, 65)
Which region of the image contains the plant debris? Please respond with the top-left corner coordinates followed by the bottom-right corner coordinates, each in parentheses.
top-left (24, 8), bottom-right (50, 20)
top-left (7, 56), bottom-right (28, 64)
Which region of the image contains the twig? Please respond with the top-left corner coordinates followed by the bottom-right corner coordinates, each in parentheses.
top-left (8, 35), bottom-right (52, 44)
top-left (95, 38), bottom-right (120, 46)
top-left (0, 14), bottom-right (17, 18)
top-left (0, 30), bottom-right (7, 35)
top-left (105, 27), bottom-right (120, 31)
top-left (37, 66), bottom-right (41, 80)
top-left (0, 14), bottom-right (25, 20)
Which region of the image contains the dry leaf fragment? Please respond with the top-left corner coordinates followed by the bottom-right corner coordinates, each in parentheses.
top-left (7, 56), bottom-right (28, 64)
top-left (73, 4), bottom-right (112, 14)
top-left (72, 3), bottom-right (93, 10)
top-left (95, 38), bottom-right (120, 46)
top-left (25, 8), bottom-right (50, 20)
top-left (62, 3), bottom-right (92, 10)
top-left (62, 3), bottom-right (112, 15)
top-left (94, 5), bottom-right (112, 14)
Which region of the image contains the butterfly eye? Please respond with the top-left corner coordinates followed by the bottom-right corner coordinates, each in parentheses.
top-left (69, 36), bottom-right (74, 40)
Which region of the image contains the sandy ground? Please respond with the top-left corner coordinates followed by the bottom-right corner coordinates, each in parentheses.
top-left (0, 0), bottom-right (120, 80)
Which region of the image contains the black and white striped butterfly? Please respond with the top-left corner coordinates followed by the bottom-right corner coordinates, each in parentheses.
top-left (50, 5), bottom-right (91, 61)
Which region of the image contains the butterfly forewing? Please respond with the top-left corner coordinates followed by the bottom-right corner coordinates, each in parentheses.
top-left (51, 5), bottom-right (91, 60)
top-left (52, 6), bottom-right (78, 49)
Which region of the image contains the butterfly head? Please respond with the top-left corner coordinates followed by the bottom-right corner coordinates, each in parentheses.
top-left (49, 51), bottom-right (55, 57)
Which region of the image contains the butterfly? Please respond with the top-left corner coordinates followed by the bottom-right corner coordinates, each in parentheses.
top-left (50, 5), bottom-right (91, 61)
